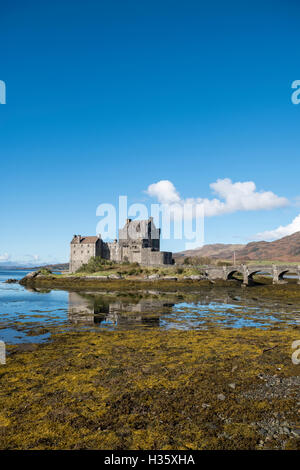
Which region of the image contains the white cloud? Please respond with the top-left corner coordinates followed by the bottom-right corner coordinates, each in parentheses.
top-left (146, 178), bottom-right (288, 217)
top-left (0, 253), bottom-right (11, 261)
top-left (255, 214), bottom-right (300, 240)
top-left (146, 180), bottom-right (181, 204)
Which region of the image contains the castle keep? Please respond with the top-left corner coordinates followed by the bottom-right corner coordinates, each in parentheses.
top-left (70, 218), bottom-right (173, 272)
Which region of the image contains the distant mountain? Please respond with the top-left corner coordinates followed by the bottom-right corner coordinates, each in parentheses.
top-left (0, 262), bottom-right (69, 271)
top-left (37, 263), bottom-right (69, 271)
top-left (0, 261), bottom-right (34, 269)
top-left (174, 232), bottom-right (300, 263)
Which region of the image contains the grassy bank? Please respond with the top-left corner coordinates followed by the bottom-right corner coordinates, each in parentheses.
top-left (19, 268), bottom-right (300, 304)
top-left (0, 327), bottom-right (299, 450)
top-left (20, 274), bottom-right (212, 292)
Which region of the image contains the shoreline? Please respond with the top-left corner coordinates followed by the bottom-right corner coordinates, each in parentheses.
top-left (19, 271), bottom-right (300, 302)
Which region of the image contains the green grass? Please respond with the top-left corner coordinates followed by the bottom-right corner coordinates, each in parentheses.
top-left (238, 260), bottom-right (299, 266)
top-left (39, 263), bottom-right (207, 280)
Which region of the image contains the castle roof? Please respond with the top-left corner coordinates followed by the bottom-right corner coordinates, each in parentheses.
top-left (71, 236), bottom-right (99, 244)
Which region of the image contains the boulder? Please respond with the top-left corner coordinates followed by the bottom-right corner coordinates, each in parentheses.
top-left (108, 274), bottom-right (122, 280)
top-left (25, 271), bottom-right (39, 279)
top-left (217, 393), bottom-right (226, 401)
top-left (19, 271), bottom-right (39, 285)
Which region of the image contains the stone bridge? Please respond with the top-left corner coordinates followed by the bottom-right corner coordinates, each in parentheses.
top-left (201, 265), bottom-right (300, 285)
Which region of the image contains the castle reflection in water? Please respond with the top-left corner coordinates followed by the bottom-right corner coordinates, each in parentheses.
top-left (68, 292), bottom-right (174, 328)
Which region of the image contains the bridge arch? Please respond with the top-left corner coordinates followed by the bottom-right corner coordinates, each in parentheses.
top-left (277, 268), bottom-right (299, 283)
top-left (248, 268), bottom-right (273, 283)
top-left (226, 270), bottom-right (244, 282)
top-left (278, 270), bottom-right (290, 281)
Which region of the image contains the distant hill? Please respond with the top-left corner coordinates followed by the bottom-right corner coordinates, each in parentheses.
top-left (38, 263), bottom-right (69, 271)
top-left (174, 232), bottom-right (300, 263)
top-left (0, 262), bottom-right (69, 271)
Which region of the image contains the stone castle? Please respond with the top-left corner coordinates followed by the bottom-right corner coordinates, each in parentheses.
top-left (70, 217), bottom-right (173, 272)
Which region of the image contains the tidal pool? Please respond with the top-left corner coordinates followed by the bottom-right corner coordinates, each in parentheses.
top-left (0, 269), bottom-right (300, 344)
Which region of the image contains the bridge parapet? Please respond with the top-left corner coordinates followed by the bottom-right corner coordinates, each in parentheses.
top-left (202, 264), bottom-right (300, 285)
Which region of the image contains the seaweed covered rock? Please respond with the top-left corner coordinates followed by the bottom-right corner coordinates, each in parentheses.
top-left (108, 274), bottom-right (122, 280)
top-left (19, 270), bottom-right (40, 285)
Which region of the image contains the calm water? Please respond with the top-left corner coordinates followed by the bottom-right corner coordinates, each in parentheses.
top-left (0, 269), bottom-right (300, 345)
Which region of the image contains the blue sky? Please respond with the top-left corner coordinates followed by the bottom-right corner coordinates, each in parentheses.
top-left (1, 0), bottom-right (300, 264)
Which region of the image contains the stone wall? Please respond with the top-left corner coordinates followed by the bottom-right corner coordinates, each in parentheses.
top-left (119, 218), bottom-right (160, 251)
top-left (106, 241), bottom-right (123, 262)
top-left (70, 241), bottom-right (96, 273)
top-left (69, 219), bottom-right (173, 271)
top-left (140, 248), bottom-right (173, 266)
top-left (70, 236), bottom-right (103, 272)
